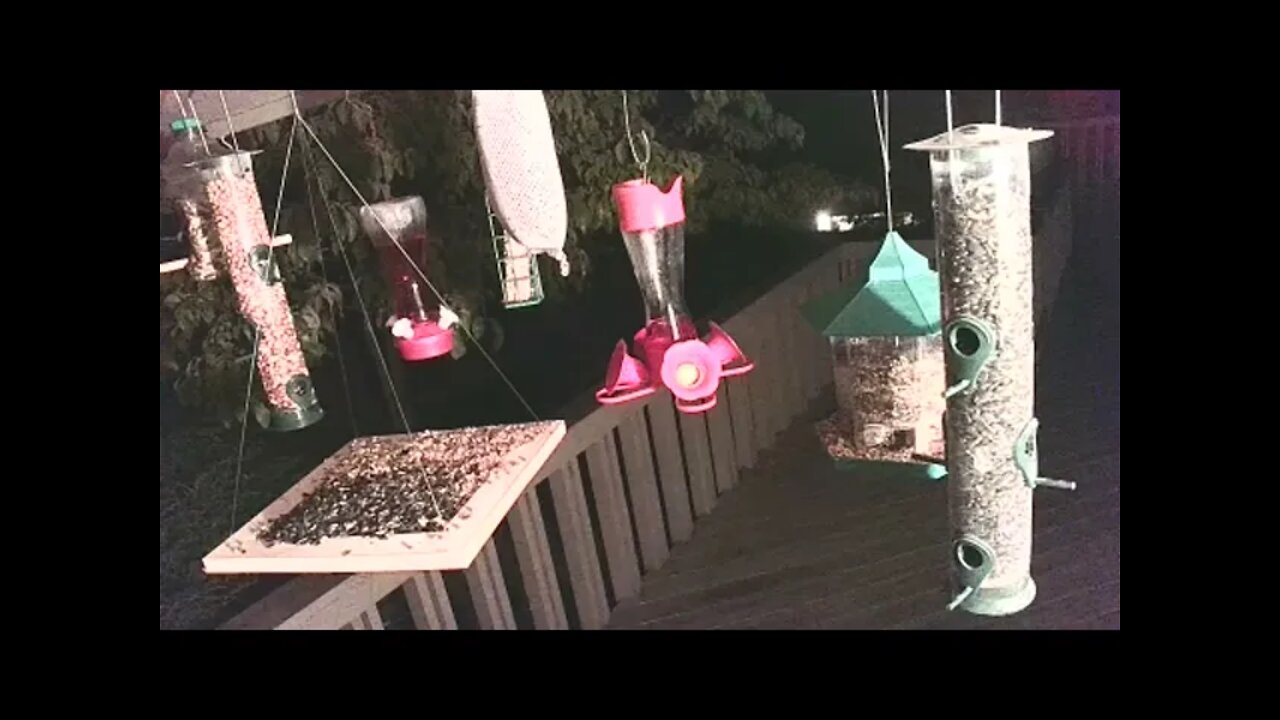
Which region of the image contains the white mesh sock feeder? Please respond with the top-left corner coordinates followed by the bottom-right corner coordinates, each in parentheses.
top-left (801, 232), bottom-right (947, 481)
top-left (905, 123), bottom-right (1075, 617)
top-left (473, 90), bottom-right (569, 309)
top-left (194, 150), bottom-right (324, 431)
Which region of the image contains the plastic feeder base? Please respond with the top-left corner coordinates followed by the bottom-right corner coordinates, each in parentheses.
top-left (830, 456), bottom-right (948, 482)
top-left (264, 404), bottom-right (325, 432)
top-left (954, 577), bottom-right (1037, 617)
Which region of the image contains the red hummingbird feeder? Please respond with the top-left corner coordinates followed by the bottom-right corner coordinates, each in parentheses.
top-left (595, 176), bottom-right (754, 414)
top-left (358, 197), bottom-right (455, 362)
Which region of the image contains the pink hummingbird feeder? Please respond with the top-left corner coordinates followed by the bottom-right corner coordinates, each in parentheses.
top-left (595, 176), bottom-right (754, 414)
top-left (358, 197), bottom-right (455, 362)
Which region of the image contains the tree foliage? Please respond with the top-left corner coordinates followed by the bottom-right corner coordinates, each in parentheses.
top-left (159, 90), bottom-right (874, 423)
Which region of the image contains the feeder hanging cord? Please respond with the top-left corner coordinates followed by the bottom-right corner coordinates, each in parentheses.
top-left (621, 90), bottom-right (651, 181)
top-left (227, 94), bottom-right (299, 532)
top-left (295, 126), bottom-right (447, 527)
top-left (871, 89), bottom-right (893, 233)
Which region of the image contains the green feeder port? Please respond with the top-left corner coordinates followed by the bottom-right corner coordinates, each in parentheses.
top-left (253, 375), bottom-right (325, 432)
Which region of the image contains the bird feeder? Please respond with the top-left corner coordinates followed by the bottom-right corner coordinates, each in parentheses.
top-left (595, 176), bottom-right (754, 414)
top-left (358, 197), bottom-right (455, 362)
top-left (801, 231), bottom-right (947, 481)
top-left (162, 118), bottom-right (220, 281)
top-left (202, 419), bottom-right (566, 574)
top-left (905, 123), bottom-right (1074, 618)
top-left (487, 196), bottom-right (545, 308)
top-left (473, 90), bottom-right (571, 310)
top-left (193, 150), bottom-right (324, 432)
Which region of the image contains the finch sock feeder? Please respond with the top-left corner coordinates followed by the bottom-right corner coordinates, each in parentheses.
top-left (473, 90), bottom-right (570, 309)
top-left (194, 149), bottom-right (323, 432)
top-left (905, 122), bottom-right (1076, 617)
top-left (358, 197), bottom-right (455, 362)
top-left (596, 176), bottom-right (754, 414)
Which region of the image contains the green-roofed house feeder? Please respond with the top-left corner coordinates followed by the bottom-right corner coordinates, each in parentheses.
top-left (801, 232), bottom-right (947, 480)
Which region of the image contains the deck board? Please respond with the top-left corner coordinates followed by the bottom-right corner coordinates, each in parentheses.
top-left (608, 265), bottom-right (1120, 630)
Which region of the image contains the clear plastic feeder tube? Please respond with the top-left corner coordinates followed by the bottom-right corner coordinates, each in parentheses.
top-left (359, 197), bottom-right (436, 324)
top-left (830, 335), bottom-right (946, 458)
top-left (615, 176), bottom-right (692, 341)
top-left (195, 151), bottom-right (324, 431)
top-left (624, 222), bottom-right (691, 337)
top-left (359, 197), bottom-right (454, 362)
top-left (905, 123), bottom-right (1053, 617)
top-left (163, 118), bottom-right (219, 281)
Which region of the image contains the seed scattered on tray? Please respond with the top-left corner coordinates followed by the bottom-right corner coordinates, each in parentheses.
top-left (257, 422), bottom-right (557, 546)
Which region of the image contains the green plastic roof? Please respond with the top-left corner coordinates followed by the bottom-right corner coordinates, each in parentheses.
top-left (801, 232), bottom-right (942, 338)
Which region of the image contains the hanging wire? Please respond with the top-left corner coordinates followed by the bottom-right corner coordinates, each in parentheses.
top-left (298, 112), bottom-right (538, 421)
top-left (187, 91), bottom-right (212, 154)
top-left (294, 108), bottom-right (540, 422)
top-left (297, 127), bottom-right (446, 524)
top-left (945, 90), bottom-right (955, 139)
top-left (871, 90), bottom-right (893, 233)
top-left (294, 94), bottom-right (358, 438)
top-left (171, 90), bottom-right (212, 155)
top-left (218, 90), bottom-right (248, 174)
top-left (621, 90), bottom-right (651, 181)
top-left (300, 134), bottom-right (359, 439)
top-left (229, 108), bottom-right (297, 532)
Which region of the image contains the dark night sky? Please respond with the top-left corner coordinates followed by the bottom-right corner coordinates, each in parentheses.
top-left (765, 90), bottom-right (1091, 214)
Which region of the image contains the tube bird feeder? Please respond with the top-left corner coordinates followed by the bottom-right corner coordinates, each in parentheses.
top-left (194, 150), bottom-right (324, 431)
top-left (905, 123), bottom-right (1074, 617)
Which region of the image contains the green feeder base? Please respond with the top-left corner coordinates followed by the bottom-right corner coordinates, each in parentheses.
top-left (831, 456), bottom-right (948, 482)
top-left (256, 403), bottom-right (325, 432)
top-left (954, 577), bottom-right (1037, 617)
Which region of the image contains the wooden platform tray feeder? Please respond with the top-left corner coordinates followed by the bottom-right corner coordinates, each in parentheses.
top-left (202, 419), bottom-right (566, 574)
top-left (801, 231), bottom-right (947, 481)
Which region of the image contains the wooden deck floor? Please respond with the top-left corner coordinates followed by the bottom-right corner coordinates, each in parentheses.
top-left (607, 268), bottom-right (1120, 630)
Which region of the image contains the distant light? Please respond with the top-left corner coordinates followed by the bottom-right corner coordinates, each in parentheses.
top-left (815, 211), bottom-right (833, 232)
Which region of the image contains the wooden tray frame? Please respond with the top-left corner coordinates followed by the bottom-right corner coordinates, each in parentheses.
top-left (202, 420), bottom-right (566, 575)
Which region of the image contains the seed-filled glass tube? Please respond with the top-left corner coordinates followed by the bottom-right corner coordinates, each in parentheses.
top-left (195, 151), bottom-right (324, 431)
top-left (906, 123), bottom-right (1053, 616)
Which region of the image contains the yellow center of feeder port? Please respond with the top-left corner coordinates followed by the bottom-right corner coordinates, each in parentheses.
top-left (675, 363), bottom-right (701, 388)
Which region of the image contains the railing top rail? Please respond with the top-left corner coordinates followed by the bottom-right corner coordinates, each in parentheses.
top-left (1034, 114), bottom-right (1120, 130)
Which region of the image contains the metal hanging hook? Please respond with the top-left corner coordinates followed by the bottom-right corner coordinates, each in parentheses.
top-left (621, 90), bottom-right (652, 181)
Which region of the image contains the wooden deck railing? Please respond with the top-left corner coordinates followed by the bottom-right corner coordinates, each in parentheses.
top-left (1041, 114), bottom-right (1119, 294)
top-left (222, 203), bottom-right (1074, 629)
top-left (1041, 115), bottom-right (1120, 192)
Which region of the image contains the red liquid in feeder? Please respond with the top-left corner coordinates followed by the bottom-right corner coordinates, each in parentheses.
top-left (596, 177), bottom-right (754, 413)
top-left (360, 198), bottom-right (454, 362)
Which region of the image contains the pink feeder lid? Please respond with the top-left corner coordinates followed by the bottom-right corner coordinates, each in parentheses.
top-left (396, 320), bottom-right (454, 361)
top-left (612, 176), bottom-right (686, 234)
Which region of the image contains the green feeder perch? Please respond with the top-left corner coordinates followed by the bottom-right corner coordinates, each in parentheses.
top-left (486, 194), bottom-right (544, 309)
top-left (800, 231), bottom-right (947, 481)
